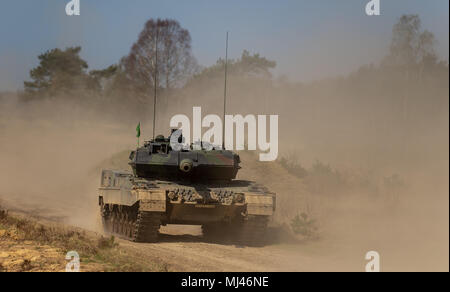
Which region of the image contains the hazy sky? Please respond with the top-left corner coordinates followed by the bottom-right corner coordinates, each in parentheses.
top-left (0, 0), bottom-right (448, 91)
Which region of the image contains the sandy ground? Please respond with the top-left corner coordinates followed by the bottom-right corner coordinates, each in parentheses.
top-left (0, 149), bottom-right (447, 272)
top-left (0, 237), bottom-right (64, 272)
top-left (0, 101), bottom-right (448, 272)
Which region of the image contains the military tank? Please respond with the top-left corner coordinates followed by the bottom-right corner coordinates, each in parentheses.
top-left (98, 130), bottom-right (276, 246)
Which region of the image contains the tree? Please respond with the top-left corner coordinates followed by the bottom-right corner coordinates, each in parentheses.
top-left (89, 64), bottom-right (118, 92)
top-left (122, 19), bottom-right (197, 92)
top-left (238, 50), bottom-right (276, 78)
top-left (24, 47), bottom-right (90, 97)
top-left (384, 14), bottom-right (437, 69)
top-left (191, 50), bottom-right (276, 81)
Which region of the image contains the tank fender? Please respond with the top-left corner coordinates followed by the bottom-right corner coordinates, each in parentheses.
top-left (244, 193), bottom-right (274, 216)
top-left (138, 189), bottom-right (167, 212)
top-left (99, 188), bottom-right (138, 206)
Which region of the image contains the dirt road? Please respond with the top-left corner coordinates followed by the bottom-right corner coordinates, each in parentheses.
top-left (113, 225), bottom-right (360, 272)
top-left (2, 196), bottom-right (448, 272)
top-left (118, 240), bottom-right (302, 272)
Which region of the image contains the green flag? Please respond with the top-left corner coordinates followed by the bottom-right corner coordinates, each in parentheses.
top-left (136, 122), bottom-right (141, 138)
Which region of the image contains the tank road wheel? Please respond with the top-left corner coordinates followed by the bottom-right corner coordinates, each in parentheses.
top-left (116, 213), bottom-right (122, 235)
top-left (113, 210), bottom-right (121, 235)
top-left (125, 215), bottom-right (134, 239)
top-left (122, 213), bottom-right (130, 239)
top-left (118, 212), bottom-right (125, 235)
top-left (132, 211), bottom-right (161, 243)
top-left (101, 205), bottom-right (161, 243)
top-left (112, 208), bottom-right (136, 241)
top-left (123, 212), bottom-right (136, 240)
top-left (111, 212), bottom-right (118, 234)
top-left (235, 215), bottom-right (269, 247)
top-left (108, 213), bottom-right (115, 234)
top-left (100, 205), bottom-right (112, 233)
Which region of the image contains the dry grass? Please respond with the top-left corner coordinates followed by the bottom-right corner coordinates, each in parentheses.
top-left (0, 205), bottom-right (165, 272)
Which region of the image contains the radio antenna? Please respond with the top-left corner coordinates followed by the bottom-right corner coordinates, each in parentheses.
top-left (153, 27), bottom-right (159, 140)
top-left (222, 32), bottom-right (229, 150)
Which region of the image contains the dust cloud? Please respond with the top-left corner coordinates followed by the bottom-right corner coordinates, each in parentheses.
top-left (0, 97), bottom-right (136, 229)
top-left (152, 67), bottom-right (448, 271)
top-left (0, 49), bottom-right (448, 271)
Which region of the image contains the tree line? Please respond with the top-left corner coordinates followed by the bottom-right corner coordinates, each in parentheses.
top-left (21, 15), bottom-right (448, 120)
top-left (21, 18), bottom-right (275, 105)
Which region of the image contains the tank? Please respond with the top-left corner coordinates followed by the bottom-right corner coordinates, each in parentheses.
top-left (98, 131), bottom-right (276, 246)
top-left (128, 131), bottom-right (241, 181)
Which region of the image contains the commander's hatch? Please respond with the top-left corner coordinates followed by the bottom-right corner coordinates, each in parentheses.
top-left (150, 143), bottom-right (169, 155)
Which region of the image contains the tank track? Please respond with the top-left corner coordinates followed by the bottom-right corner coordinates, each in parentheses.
top-left (132, 211), bottom-right (161, 243)
top-left (235, 215), bottom-right (269, 246)
top-left (101, 205), bottom-right (161, 243)
top-left (202, 215), bottom-right (269, 246)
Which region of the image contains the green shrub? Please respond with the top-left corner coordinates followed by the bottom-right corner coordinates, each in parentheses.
top-left (279, 155), bottom-right (308, 179)
top-left (290, 212), bottom-right (318, 238)
top-left (305, 160), bottom-right (348, 195)
top-left (97, 236), bottom-right (118, 249)
top-left (0, 209), bottom-right (7, 220)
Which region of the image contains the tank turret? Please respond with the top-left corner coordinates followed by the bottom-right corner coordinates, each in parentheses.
top-left (128, 131), bottom-right (241, 181)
